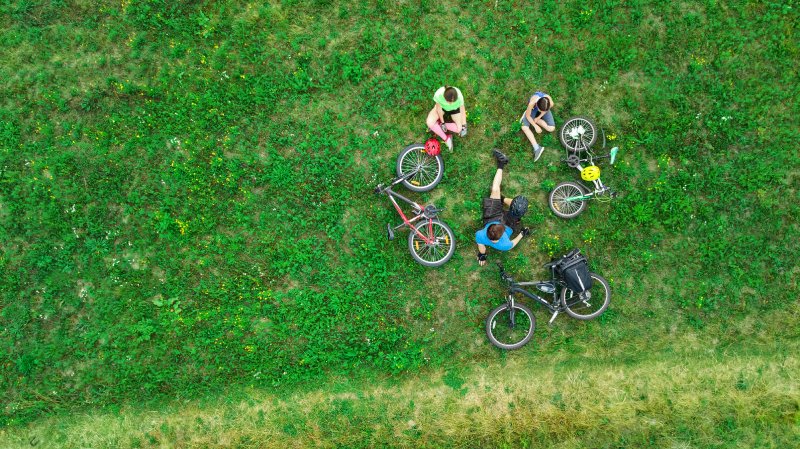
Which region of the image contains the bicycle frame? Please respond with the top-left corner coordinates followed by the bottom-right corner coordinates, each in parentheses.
top-left (376, 171), bottom-right (440, 244)
top-left (508, 279), bottom-right (566, 324)
top-left (498, 264), bottom-right (573, 324)
top-left (562, 132), bottom-right (619, 201)
top-left (383, 186), bottom-right (435, 244)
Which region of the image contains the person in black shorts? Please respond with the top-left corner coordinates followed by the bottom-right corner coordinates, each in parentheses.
top-left (475, 149), bottom-right (530, 266)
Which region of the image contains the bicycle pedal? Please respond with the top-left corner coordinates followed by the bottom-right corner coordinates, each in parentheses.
top-left (386, 223), bottom-right (395, 241)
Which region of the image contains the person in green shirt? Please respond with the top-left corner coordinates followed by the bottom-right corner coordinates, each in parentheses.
top-left (426, 86), bottom-right (467, 151)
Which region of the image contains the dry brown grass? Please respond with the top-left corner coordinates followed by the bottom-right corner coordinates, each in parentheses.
top-left (3, 303), bottom-right (797, 448)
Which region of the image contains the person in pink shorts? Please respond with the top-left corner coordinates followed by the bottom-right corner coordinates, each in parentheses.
top-left (426, 86), bottom-right (467, 151)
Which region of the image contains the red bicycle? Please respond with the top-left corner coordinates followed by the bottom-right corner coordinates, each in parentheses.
top-left (374, 171), bottom-right (456, 267)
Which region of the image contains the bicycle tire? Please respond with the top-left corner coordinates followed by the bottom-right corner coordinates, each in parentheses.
top-left (396, 143), bottom-right (444, 192)
top-left (560, 272), bottom-right (610, 320)
top-left (549, 181), bottom-right (588, 219)
top-left (559, 116), bottom-right (598, 152)
top-left (407, 219), bottom-right (455, 267)
top-left (485, 302), bottom-right (536, 350)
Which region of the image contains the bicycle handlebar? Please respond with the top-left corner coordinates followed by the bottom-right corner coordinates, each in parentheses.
top-left (496, 262), bottom-right (514, 284)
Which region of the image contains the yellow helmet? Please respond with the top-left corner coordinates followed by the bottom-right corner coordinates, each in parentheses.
top-left (581, 165), bottom-right (601, 181)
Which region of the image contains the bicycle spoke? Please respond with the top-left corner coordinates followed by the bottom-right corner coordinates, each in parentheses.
top-left (553, 185), bottom-right (583, 214)
top-left (489, 307), bottom-right (534, 347)
top-left (429, 244), bottom-right (440, 262)
top-left (561, 273), bottom-right (609, 320)
top-left (402, 151), bottom-right (423, 173)
top-left (401, 150), bottom-right (440, 189)
top-left (414, 233), bottom-right (435, 262)
top-left (418, 165), bottom-right (435, 185)
top-left (412, 224), bottom-right (448, 263)
top-left (563, 118), bottom-right (596, 151)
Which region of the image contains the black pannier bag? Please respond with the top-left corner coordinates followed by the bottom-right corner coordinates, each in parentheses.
top-left (556, 250), bottom-right (593, 293)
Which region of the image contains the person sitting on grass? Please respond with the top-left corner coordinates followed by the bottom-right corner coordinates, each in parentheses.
top-left (426, 85), bottom-right (467, 151)
top-left (520, 91), bottom-right (555, 162)
top-left (476, 149), bottom-right (531, 266)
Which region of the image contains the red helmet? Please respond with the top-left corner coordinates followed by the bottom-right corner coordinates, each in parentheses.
top-left (424, 138), bottom-right (441, 156)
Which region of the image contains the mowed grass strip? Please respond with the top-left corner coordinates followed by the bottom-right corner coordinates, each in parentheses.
top-left (2, 305), bottom-right (798, 448)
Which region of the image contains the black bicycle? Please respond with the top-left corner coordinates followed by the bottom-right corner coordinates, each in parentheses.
top-left (485, 249), bottom-right (611, 350)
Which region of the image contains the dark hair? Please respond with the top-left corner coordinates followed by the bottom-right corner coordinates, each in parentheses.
top-left (536, 96), bottom-right (551, 111)
top-left (444, 86), bottom-right (458, 102)
top-left (487, 223), bottom-right (505, 241)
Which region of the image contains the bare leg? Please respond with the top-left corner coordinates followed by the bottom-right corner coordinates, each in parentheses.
top-left (534, 118), bottom-right (555, 133)
top-left (426, 108), bottom-right (447, 140)
top-left (521, 125), bottom-right (539, 147)
top-left (490, 169), bottom-right (503, 199)
top-left (451, 111), bottom-right (466, 129)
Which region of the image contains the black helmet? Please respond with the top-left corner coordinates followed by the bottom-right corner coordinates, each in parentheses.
top-left (509, 195), bottom-right (529, 218)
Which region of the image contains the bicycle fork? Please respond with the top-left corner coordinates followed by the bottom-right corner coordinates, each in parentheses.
top-left (508, 295), bottom-right (516, 327)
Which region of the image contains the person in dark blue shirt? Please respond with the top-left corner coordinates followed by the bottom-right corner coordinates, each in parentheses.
top-left (520, 91), bottom-right (555, 161)
top-left (476, 149), bottom-right (531, 266)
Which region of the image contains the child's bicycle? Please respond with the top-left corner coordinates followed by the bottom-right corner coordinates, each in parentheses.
top-left (374, 170), bottom-right (456, 267)
top-left (485, 249), bottom-right (610, 350)
top-left (548, 116), bottom-right (620, 219)
top-left (395, 121), bottom-right (461, 192)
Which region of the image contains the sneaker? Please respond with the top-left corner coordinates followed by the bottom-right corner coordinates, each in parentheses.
top-left (445, 136), bottom-right (453, 152)
top-left (460, 124), bottom-right (468, 137)
top-left (533, 145), bottom-right (544, 162)
top-left (492, 148), bottom-right (509, 168)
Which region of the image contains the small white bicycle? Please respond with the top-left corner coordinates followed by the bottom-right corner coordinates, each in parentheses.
top-left (549, 116), bottom-right (620, 219)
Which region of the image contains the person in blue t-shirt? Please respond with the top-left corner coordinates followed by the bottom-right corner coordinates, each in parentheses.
top-left (475, 149), bottom-right (531, 266)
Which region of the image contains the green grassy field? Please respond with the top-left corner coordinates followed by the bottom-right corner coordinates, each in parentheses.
top-left (1, 0), bottom-right (798, 447)
top-left (3, 303), bottom-right (799, 448)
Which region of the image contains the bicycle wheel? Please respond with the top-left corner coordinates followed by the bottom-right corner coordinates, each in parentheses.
top-left (485, 301), bottom-right (536, 350)
top-left (396, 143), bottom-right (444, 192)
top-left (549, 181), bottom-right (588, 219)
top-left (559, 116), bottom-right (597, 152)
top-left (560, 272), bottom-right (610, 320)
top-left (407, 219), bottom-right (455, 267)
